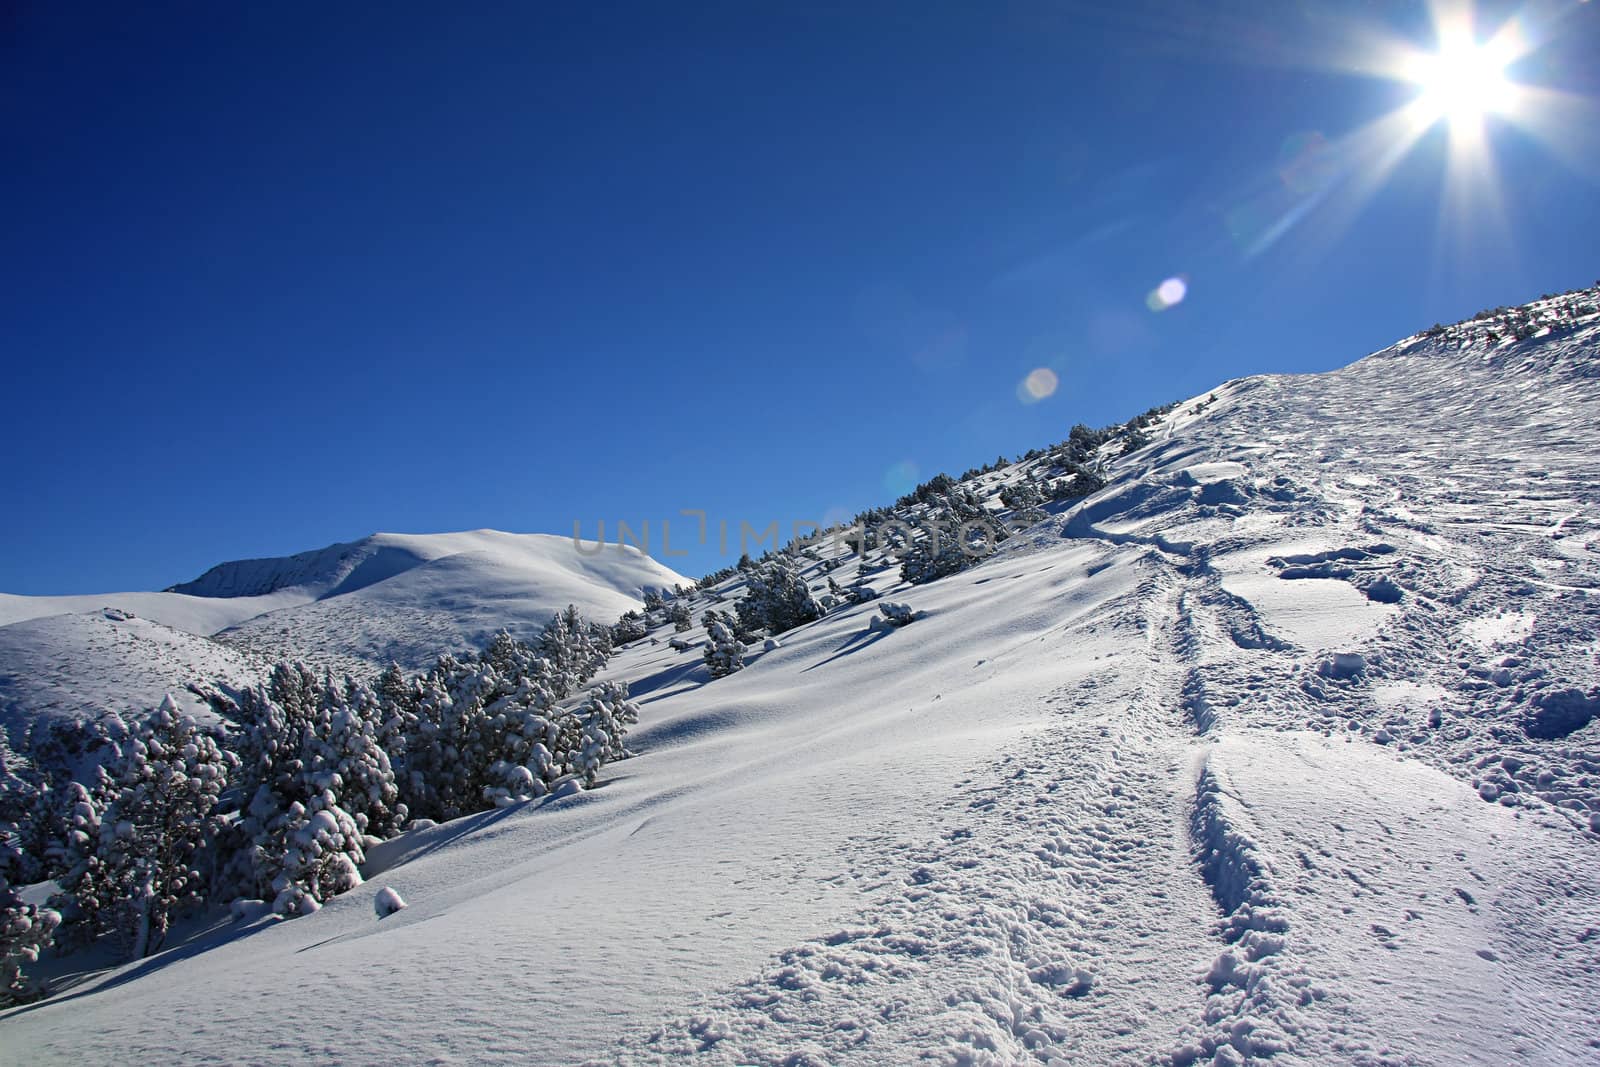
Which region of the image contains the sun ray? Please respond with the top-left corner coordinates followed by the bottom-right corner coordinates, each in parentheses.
top-left (1220, 0), bottom-right (1592, 277)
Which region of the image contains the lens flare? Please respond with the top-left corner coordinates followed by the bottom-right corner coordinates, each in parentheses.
top-left (1018, 367), bottom-right (1059, 404)
top-left (1146, 276), bottom-right (1188, 312)
top-left (883, 460), bottom-right (920, 496)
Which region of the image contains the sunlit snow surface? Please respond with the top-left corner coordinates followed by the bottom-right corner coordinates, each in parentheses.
top-left (5, 310), bottom-right (1600, 1065)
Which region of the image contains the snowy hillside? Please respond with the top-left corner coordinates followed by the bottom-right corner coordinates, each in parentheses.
top-left (0, 531), bottom-right (687, 728)
top-left (4, 290), bottom-right (1598, 1064)
top-left (0, 609), bottom-right (264, 737)
top-left (208, 531), bottom-right (690, 671)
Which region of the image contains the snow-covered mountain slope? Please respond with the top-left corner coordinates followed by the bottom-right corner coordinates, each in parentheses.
top-left (0, 531), bottom-right (687, 724)
top-left (6, 293), bottom-right (1599, 1065)
top-left (0, 588), bottom-right (309, 635)
top-left (0, 610), bottom-right (263, 737)
top-left (209, 532), bottom-right (689, 671)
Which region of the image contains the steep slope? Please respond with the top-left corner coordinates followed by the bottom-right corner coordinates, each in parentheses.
top-left (4, 291), bottom-right (1597, 1065)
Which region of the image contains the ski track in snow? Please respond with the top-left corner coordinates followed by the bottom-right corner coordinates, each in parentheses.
top-left (5, 311), bottom-right (1599, 1065)
top-left (602, 317), bottom-right (1600, 1065)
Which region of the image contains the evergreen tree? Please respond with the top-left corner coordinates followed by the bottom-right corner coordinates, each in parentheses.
top-left (669, 600), bottom-right (693, 632)
top-left (999, 480), bottom-right (1047, 519)
top-left (702, 611), bottom-right (745, 679)
top-left (268, 799), bottom-right (365, 916)
top-left (900, 523), bottom-right (998, 585)
top-left (0, 847), bottom-right (58, 1004)
top-left (735, 557), bottom-right (822, 636)
top-left (0, 732), bottom-right (47, 887)
top-left (230, 665), bottom-right (403, 915)
top-left (45, 780), bottom-right (103, 950)
top-left (613, 610), bottom-right (649, 644)
top-left (76, 698), bottom-right (232, 957)
top-left (570, 681), bottom-right (641, 786)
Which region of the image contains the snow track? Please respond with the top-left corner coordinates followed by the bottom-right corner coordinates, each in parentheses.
top-left (608, 569), bottom-right (1227, 1066)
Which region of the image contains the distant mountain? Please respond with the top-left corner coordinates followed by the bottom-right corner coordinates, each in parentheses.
top-left (0, 530), bottom-right (688, 730)
top-left (202, 531), bottom-right (689, 672)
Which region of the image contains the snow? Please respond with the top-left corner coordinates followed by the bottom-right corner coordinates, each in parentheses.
top-left (1185, 733), bottom-right (1600, 1065)
top-left (4, 298), bottom-right (1600, 1064)
top-left (1462, 609), bottom-right (1537, 649)
top-left (0, 588), bottom-right (310, 634)
top-left (1217, 563), bottom-right (1396, 652)
top-left (208, 532), bottom-right (690, 672)
top-left (0, 609), bottom-right (263, 739)
top-left (0, 531), bottom-right (688, 730)
top-left (372, 886), bottom-right (407, 918)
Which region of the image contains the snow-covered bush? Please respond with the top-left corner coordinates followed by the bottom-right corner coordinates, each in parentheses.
top-left (877, 602), bottom-right (920, 627)
top-left (702, 611), bottom-right (746, 679)
top-left (374, 885), bottom-right (406, 918)
top-left (669, 600), bottom-right (693, 632)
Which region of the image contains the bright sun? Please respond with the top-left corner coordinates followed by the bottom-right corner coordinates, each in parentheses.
top-left (1407, 41), bottom-right (1515, 127)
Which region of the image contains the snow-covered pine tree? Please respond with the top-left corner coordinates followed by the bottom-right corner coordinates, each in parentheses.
top-left (0, 730), bottom-right (60, 1000)
top-left (669, 599), bottom-right (693, 632)
top-left (44, 780), bottom-right (103, 950)
top-left (268, 799), bottom-right (366, 916)
top-left (536, 606), bottom-right (609, 695)
top-left (0, 843), bottom-right (58, 1005)
top-left (471, 641), bottom-right (567, 808)
top-left (613, 610), bottom-right (649, 644)
top-left (570, 681), bottom-right (641, 786)
top-left (0, 732), bottom-right (47, 888)
top-left (533, 613), bottom-right (579, 698)
top-left (1050, 464), bottom-right (1105, 501)
top-left (900, 523), bottom-right (993, 585)
top-left (315, 676), bottom-right (408, 842)
top-left (999, 479), bottom-right (1045, 514)
top-left (702, 611), bottom-right (745, 679)
top-left (77, 698), bottom-right (232, 957)
top-left (391, 656), bottom-right (465, 822)
top-left (372, 662), bottom-right (419, 795)
top-left (735, 557), bottom-right (822, 636)
top-left (589, 620), bottom-right (615, 658)
top-left (230, 664), bottom-right (403, 915)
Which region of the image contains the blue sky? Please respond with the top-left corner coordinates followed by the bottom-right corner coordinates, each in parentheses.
top-left (3, 1), bottom-right (1598, 592)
